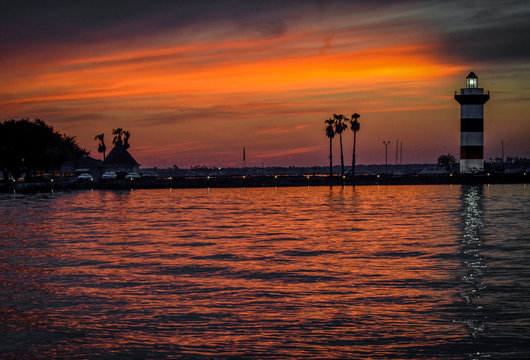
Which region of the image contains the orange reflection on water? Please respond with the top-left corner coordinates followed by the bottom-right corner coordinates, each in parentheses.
top-left (1, 186), bottom-right (470, 358)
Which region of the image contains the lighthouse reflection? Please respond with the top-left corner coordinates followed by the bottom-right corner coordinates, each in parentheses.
top-left (458, 185), bottom-right (488, 355)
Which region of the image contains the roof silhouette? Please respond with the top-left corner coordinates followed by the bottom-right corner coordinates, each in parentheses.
top-left (103, 144), bottom-right (139, 166)
top-left (77, 154), bottom-right (102, 168)
top-left (466, 72), bottom-right (477, 79)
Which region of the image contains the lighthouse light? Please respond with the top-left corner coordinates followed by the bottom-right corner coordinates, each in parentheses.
top-left (466, 77), bottom-right (477, 88)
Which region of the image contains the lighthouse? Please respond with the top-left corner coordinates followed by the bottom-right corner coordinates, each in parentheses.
top-left (454, 72), bottom-right (490, 173)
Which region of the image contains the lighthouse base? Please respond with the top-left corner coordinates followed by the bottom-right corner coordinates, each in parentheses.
top-left (460, 159), bottom-right (484, 173)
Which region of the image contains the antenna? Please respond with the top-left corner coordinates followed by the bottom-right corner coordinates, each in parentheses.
top-left (400, 141), bottom-right (403, 164)
top-left (395, 140), bottom-right (398, 166)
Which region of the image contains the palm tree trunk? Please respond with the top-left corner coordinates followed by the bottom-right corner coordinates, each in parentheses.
top-left (339, 133), bottom-right (344, 177)
top-left (329, 137), bottom-right (333, 179)
top-left (352, 131), bottom-right (357, 178)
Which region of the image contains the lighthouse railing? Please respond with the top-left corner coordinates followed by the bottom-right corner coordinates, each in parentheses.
top-left (455, 89), bottom-right (489, 96)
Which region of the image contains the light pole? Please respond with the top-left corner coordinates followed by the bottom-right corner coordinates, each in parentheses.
top-left (383, 140), bottom-right (390, 176)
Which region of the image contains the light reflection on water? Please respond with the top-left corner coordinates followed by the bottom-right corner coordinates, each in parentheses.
top-left (457, 185), bottom-right (487, 359)
top-left (1, 185), bottom-right (529, 359)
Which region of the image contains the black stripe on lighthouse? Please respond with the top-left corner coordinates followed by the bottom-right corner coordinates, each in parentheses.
top-left (461, 118), bottom-right (484, 132)
top-left (460, 146), bottom-right (483, 159)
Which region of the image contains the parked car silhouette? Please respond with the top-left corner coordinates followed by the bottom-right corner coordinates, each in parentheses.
top-left (77, 173), bottom-right (94, 181)
top-left (125, 173), bottom-right (141, 180)
top-left (102, 171), bottom-right (117, 179)
top-left (140, 172), bottom-right (156, 178)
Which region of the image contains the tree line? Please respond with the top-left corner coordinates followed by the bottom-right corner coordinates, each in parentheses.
top-left (324, 113), bottom-right (360, 178)
top-left (0, 118), bottom-right (86, 181)
top-left (325, 116), bottom-right (463, 176)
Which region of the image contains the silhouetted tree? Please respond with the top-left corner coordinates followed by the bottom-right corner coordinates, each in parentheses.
top-left (0, 118), bottom-right (86, 181)
top-left (349, 113), bottom-right (361, 178)
top-left (94, 133), bottom-right (106, 160)
top-left (437, 153), bottom-right (457, 172)
top-left (112, 128), bottom-right (123, 146)
top-left (111, 128), bottom-right (131, 149)
top-left (333, 114), bottom-right (348, 178)
top-left (123, 130), bottom-right (130, 150)
top-left (324, 118), bottom-right (335, 178)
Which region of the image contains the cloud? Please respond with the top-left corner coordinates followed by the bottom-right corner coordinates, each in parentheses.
top-left (434, 1), bottom-right (530, 64)
top-left (251, 146), bottom-right (322, 160)
top-left (255, 124), bottom-right (309, 135)
top-left (5, 1), bottom-right (529, 70)
top-left (2, 0), bottom-right (529, 166)
top-left (0, 1), bottom-right (305, 54)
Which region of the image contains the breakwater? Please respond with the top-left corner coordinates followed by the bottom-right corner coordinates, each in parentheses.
top-left (1, 173), bottom-right (527, 193)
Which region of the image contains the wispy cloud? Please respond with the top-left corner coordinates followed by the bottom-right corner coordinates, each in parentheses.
top-left (251, 146), bottom-right (322, 160)
top-left (1, 1), bottom-right (529, 166)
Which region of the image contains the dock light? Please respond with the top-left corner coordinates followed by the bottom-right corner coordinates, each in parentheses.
top-left (377, 174), bottom-right (380, 178)
top-left (168, 176), bottom-right (173, 180)
top-left (50, 179), bottom-right (54, 183)
top-left (274, 175), bottom-right (278, 179)
top-left (242, 175), bottom-right (246, 179)
top-left (449, 173), bottom-right (453, 177)
top-left (207, 176), bottom-right (210, 179)
top-left (342, 175), bottom-right (346, 179)
top-left (487, 173), bottom-right (490, 176)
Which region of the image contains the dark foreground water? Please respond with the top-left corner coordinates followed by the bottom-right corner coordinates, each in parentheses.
top-left (1, 185), bottom-right (529, 359)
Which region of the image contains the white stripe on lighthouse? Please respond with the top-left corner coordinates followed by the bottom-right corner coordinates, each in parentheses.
top-left (460, 104), bottom-right (484, 119)
top-left (461, 132), bottom-right (483, 146)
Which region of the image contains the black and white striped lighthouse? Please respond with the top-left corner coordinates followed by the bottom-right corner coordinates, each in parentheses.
top-left (454, 72), bottom-right (490, 173)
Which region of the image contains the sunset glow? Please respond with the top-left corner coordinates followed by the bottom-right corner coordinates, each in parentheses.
top-left (1, 1), bottom-right (529, 167)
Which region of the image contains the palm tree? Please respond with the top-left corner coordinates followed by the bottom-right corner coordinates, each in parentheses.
top-left (437, 153), bottom-right (457, 172)
top-left (123, 130), bottom-right (130, 150)
top-left (333, 114), bottom-right (348, 178)
top-left (349, 113), bottom-right (360, 178)
top-left (94, 133), bottom-right (106, 160)
top-left (112, 128), bottom-right (123, 146)
top-left (324, 118), bottom-right (335, 179)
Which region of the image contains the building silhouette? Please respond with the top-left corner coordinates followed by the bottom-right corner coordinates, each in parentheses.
top-left (454, 72), bottom-right (490, 173)
top-left (103, 143), bottom-right (140, 176)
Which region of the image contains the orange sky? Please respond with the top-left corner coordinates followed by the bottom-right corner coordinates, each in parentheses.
top-left (1, 1), bottom-right (529, 167)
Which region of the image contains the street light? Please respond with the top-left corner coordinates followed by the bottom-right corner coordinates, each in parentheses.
top-left (383, 140), bottom-right (390, 175)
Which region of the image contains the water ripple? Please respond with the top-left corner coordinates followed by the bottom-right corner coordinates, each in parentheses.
top-left (1, 185), bottom-right (529, 359)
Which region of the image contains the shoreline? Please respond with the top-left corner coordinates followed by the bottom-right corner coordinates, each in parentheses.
top-left (1, 173), bottom-right (527, 193)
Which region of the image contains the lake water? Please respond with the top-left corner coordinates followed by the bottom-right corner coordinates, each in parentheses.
top-left (1, 184), bottom-right (529, 359)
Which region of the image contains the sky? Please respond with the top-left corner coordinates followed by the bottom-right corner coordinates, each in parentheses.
top-left (1, 0), bottom-right (529, 168)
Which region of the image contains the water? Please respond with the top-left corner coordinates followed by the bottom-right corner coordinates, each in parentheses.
top-left (1, 185), bottom-right (529, 359)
